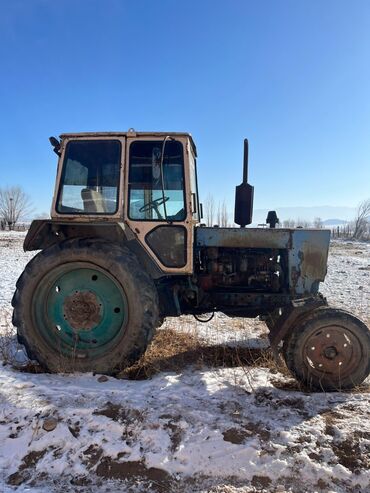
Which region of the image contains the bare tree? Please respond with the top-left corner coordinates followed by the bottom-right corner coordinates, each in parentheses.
top-left (0, 186), bottom-right (33, 230)
top-left (313, 217), bottom-right (323, 228)
top-left (220, 199), bottom-right (229, 227)
top-left (216, 199), bottom-right (229, 227)
top-left (296, 217), bottom-right (312, 228)
top-left (204, 193), bottom-right (215, 227)
top-left (282, 218), bottom-right (296, 228)
top-left (353, 199), bottom-right (370, 239)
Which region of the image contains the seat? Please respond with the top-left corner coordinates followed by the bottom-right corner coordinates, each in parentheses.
top-left (81, 188), bottom-right (107, 213)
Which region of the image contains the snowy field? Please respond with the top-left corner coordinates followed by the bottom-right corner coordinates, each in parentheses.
top-left (0, 232), bottom-right (369, 493)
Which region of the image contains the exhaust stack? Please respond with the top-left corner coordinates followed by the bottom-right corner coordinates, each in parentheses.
top-left (234, 138), bottom-right (254, 227)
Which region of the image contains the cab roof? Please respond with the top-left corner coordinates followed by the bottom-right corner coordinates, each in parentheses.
top-left (59, 131), bottom-right (197, 156)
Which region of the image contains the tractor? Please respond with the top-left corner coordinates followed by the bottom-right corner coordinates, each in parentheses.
top-left (12, 131), bottom-right (370, 390)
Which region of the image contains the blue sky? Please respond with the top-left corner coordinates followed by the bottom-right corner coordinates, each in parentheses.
top-left (0, 0), bottom-right (369, 216)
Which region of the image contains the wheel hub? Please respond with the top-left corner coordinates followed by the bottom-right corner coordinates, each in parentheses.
top-left (64, 290), bottom-right (101, 330)
top-left (323, 346), bottom-right (338, 360)
top-left (304, 325), bottom-right (360, 376)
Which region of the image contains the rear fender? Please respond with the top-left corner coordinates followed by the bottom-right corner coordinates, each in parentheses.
top-left (24, 220), bottom-right (163, 278)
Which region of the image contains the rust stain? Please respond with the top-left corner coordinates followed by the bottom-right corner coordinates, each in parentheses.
top-left (300, 242), bottom-right (327, 281)
top-left (290, 266), bottom-right (300, 289)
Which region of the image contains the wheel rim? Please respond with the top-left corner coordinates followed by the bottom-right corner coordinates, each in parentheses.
top-left (32, 263), bottom-right (128, 359)
top-left (302, 324), bottom-right (363, 381)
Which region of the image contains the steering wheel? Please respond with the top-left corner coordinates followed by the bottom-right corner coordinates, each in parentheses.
top-left (139, 196), bottom-right (169, 218)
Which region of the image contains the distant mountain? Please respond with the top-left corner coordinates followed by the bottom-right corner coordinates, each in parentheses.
top-left (322, 218), bottom-right (348, 226)
top-left (252, 206), bottom-right (356, 225)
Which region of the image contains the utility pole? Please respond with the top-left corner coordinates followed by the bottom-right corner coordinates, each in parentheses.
top-left (9, 197), bottom-right (13, 230)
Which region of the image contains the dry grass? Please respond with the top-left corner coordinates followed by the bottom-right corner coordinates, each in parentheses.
top-left (0, 307), bottom-right (17, 364)
top-left (119, 323), bottom-right (279, 380)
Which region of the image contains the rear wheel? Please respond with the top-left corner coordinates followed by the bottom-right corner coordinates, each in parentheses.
top-left (283, 307), bottom-right (370, 391)
top-left (12, 238), bottom-right (158, 374)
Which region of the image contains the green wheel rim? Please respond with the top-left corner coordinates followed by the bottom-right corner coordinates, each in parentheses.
top-left (32, 262), bottom-right (128, 359)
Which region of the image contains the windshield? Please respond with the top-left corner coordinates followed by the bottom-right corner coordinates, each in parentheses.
top-left (128, 140), bottom-right (186, 221)
top-left (56, 140), bottom-right (121, 214)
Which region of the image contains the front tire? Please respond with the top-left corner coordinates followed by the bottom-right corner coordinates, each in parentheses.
top-left (283, 307), bottom-right (370, 391)
top-left (12, 238), bottom-right (158, 374)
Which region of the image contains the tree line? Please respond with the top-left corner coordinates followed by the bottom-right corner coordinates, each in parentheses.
top-left (202, 195), bottom-right (370, 241)
top-left (1, 184), bottom-right (369, 241)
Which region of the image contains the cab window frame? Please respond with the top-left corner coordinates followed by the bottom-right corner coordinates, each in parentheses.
top-left (127, 139), bottom-right (187, 222)
top-left (55, 138), bottom-right (122, 216)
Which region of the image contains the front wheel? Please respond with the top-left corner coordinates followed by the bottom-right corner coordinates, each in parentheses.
top-left (12, 239), bottom-right (158, 374)
top-left (283, 307), bottom-right (370, 391)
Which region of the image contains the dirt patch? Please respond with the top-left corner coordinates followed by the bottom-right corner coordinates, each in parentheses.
top-left (277, 396), bottom-right (306, 410)
top-left (82, 444), bottom-right (103, 469)
top-left (21, 450), bottom-right (47, 469)
top-left (320, 408), bottom-right (370, 471)
top-left (316, 478), bottom-right (329, 491)
top-left (96, 458), bottom-right (172, 492)
top-left (93, 402), bottom-right (145, 424)
top-left (353, 430), bottom-right (370, 440)
top-left (321, 409), bottom-right (345, 437)
top-left (7, 470), bottom-right (29, 486)
top-left (245, 421), bottom-right (271, 441)
top-left (254, 388), bottom-right (307, 415)
top-left (70, 475), bottom-right (92, 486)
top-left (94, 401), bottom-right (123, 421)
top-left (222, 428), bottom-right (250, 444)
top-left (331, 437), bottom-right (369, 472)
top-left (93, 402), bottom-right (146, 443)
top-left (308, 451), bottom-right (321, 461)
top-left (68, 421), bottom-right (80, 438)
top-left (7, 449), bottom-right (47, 486)
top-left (270, 378), bottom-right (303, 392)
top-left (161, 415), bottom-right (183, 452)
top-left (251, 475), bottom-right (272, 489)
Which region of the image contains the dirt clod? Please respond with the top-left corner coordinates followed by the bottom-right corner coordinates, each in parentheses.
top-left (251, 475), bottom-right (272, 489)
top-left (222, 428), bottom-right (249, 444)
top-left (97, 375), bottom-right (109, 382)
top-left (7, 471), bottom-right (27, 486)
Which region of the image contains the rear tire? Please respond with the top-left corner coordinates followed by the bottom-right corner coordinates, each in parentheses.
top-left (12, 238), bottom-right (158, 374)
top-left (283, 307), bottom-right (370, 391)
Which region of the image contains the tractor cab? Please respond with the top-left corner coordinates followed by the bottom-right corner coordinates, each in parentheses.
top-left (47, 131), bottom-right (200, 273)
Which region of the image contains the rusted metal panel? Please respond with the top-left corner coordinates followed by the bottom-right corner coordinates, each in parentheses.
top-left (196, 227), bottom-right (330, 297)
top-left (288, 229), bottom-right (330, 295)
top-left (196, 227), bottom-right (292, 249)
top-left (59, 132), bottom-right (197, 156)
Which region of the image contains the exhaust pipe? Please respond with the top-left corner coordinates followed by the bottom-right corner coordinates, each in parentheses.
top-left (234, 138), bottom-right (254, 227)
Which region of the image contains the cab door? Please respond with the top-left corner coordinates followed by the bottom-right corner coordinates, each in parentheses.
top-left (124, 136), bottom-right (195, 274)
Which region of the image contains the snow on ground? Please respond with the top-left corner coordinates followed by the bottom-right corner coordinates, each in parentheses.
top-left (0, 231), bottom-right (369, 493)
top-left (0, 232), bottom-right (35, 310)
top-left (321, 240), bottom-right (370, 319)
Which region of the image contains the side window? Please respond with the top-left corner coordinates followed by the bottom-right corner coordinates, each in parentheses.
top-left (57, 140), bottom-right (121, 214)
top-left (128, 140), bottom-right (186, 221)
